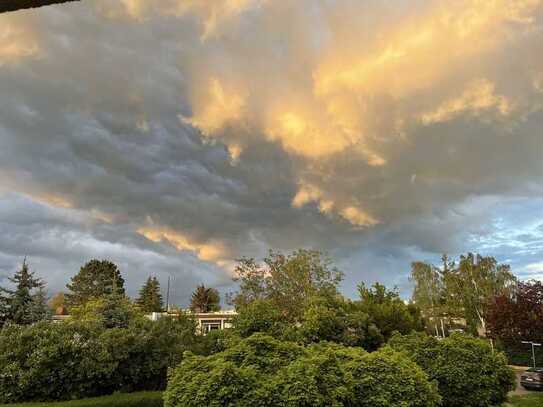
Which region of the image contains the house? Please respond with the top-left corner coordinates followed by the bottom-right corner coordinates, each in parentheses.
top-left (148, 309), bottom-right (237, 334)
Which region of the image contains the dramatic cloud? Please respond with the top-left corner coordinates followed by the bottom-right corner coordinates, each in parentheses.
top-left (1, 0), bottom-right (543, 303)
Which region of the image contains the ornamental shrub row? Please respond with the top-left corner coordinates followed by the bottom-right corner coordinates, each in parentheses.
top-left (0, 317), bottom-right (197, 403)
top-left (164, 332), bottom-right (515, 407)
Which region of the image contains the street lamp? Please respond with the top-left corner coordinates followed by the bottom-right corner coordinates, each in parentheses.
top-left (522, 341), bottom-right (542, 368)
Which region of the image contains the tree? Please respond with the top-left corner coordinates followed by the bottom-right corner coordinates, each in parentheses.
top-left (70, 292), bottom-right (141, 329)
top-left (357, 282), bottom-right (425, 342)
top-left (0, 259), bottom-right (49, 325)
top-left (442, 253), bottom-right (516, 335)
top-left (410, 261), bottom-right (446, 336)
top-left (487, 280), bottom-right (543, 342)
top-left (136, 277), bottom-right (164, 313)
top-left (65, 259), bottom-right (125, 308)
top-left (230, 249), bottom-right (343, 322)
top-left (190, 285), bottom-right (220, 313)
top-left (486, 280), bottom-right (543, 365)
top-left (48, 292), bottom-right (67, 314)
top-left (410, 254), bottom-right (517, 336)
top-left (232, 299), bottom-right (288, 338)
top-left (297, 295), bottom-right (384, 350)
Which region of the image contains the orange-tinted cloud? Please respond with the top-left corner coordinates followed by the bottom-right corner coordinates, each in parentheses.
top-left (0, 16), bottom-right (39, 65)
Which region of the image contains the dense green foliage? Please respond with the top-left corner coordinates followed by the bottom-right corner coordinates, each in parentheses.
top-left (65, 260), bottom-right (125, 309)
top-left (70, 293), bottom-right (141, 329)
top-left (357, 283), bottom-right (425, 342)
top-left (0, 259), bottom-right (49, 326)
top-left (0, 392), bottom-right (163, 407)
top-left (0, 316), bottom-right (198, 403)
top-left (136, 277), bottom-right (163, 313)
top-left (230, 250), bottom-right (343, 322)
top-left (231, 251), bottom-right (424, 351)
top-left (164, 333), bottom-right (440, 407)
top-left (0, 250), bottom-right (522, 406)
top-left (190, 285), bottom-right (220, 313)
top-left (388, 332), bottom-right (515, 407)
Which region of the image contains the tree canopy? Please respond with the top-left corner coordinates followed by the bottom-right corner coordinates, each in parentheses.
top-left (0, 259), bottom-right (49, 326)
top-left (410, 253), bottom-right (516, 335)
top-left (65, 259), bottom-right (125, 309)
top-left (230, 249), bottom-right (343, 322)
top-left (190, 284), bottom-right (221, 313)
top-left (136, 276), bottom-right (164, 313)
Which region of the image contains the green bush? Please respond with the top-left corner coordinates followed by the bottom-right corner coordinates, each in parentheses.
top-left (0, 317), bottom-right (198, 403)
top-left (0, 321), bottom-right (115, 402)
top-left (164, 333), bottom-right (440, 407)
top-left (389, 332), bottom-right (516, 407)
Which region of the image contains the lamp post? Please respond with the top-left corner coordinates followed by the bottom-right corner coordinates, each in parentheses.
top-left (522, 341), bottom-right (542, 368)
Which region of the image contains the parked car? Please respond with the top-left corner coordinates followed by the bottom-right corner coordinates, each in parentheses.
top-left (521, 367), bottom-right (543, 390)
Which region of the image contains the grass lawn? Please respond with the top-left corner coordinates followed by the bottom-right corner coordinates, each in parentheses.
top-left (508, 392), bottom-right (543, 406)
top-left (0, 392), bottom-right (163, 407)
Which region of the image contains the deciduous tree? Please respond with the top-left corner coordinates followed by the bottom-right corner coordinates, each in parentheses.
top-left (230, 249), bottom-right (343, 322)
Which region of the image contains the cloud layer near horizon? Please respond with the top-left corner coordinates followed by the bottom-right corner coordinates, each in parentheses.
top-left (2, 0), bottom-right (543, 303)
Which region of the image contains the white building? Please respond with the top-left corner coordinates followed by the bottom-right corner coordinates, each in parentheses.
top-left (148, 309), bottom-right (237, 334)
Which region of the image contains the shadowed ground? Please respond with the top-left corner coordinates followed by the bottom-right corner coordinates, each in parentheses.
top-left (0, 0), bottom-right (79, 13)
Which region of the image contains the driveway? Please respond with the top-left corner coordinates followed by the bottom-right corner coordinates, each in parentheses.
top-left (510, 366), bottom-right (530, 396)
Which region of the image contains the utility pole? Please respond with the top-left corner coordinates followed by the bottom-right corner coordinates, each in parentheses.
top-left (522, 341), bottom-right (542, 368)
top-left (165, 276), bottom-right (171, 313)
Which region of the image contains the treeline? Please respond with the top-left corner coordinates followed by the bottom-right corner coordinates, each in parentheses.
top-left (0, 249), bottom-right (517, 406)
top-left (0, 258), bottom-right (221, 328)
top-left (410, 253), bottom-right (543, 365)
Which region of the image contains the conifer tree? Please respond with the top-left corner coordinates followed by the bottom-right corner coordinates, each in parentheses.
top-left (65, 259), bottom-right (125, 308)
top-left (136, 276), bottom-right (164, 313)
top-left (0, 258), bottom-right (49, 325)
top-left (190, 284), bottom-right (221, 313)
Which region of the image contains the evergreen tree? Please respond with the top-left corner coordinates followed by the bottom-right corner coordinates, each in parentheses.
top-left (0, 258), bottom-right (48, 325)
top-left (27, 286), bottom-right (51, 323)
top-left (136, 276), bottom-right (164, 313)
top-left (190, 284), bottom-right (221, 313)
top-left (65, 259), bottom-right (125, 308)
top-left (0, 290), bottom-right (9, 326)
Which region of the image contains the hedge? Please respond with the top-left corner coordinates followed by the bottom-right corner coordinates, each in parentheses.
top-left (0, 317), bottom-right (197, 403)
top-left (164, 333), bottom-right (440, 407)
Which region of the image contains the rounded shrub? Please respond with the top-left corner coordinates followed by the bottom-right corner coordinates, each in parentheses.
top-left (164, 333), bottom-right (440, 407)
top-left (0, 321), bottom-right (114, 403)
top-left (389, 332), bottom-right (516, 407)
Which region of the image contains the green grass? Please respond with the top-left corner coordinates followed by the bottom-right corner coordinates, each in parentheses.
top-left (508, 392), bottom-right (543, 407)
top-left (0, 392), bottom-right (163, 407)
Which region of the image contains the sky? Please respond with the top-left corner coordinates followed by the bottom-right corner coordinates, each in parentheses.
top-left (1, 0), bottom-right (543, 305)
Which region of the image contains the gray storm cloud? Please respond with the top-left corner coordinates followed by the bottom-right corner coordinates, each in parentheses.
top-left (1, 0), bottom-right (543, 302)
